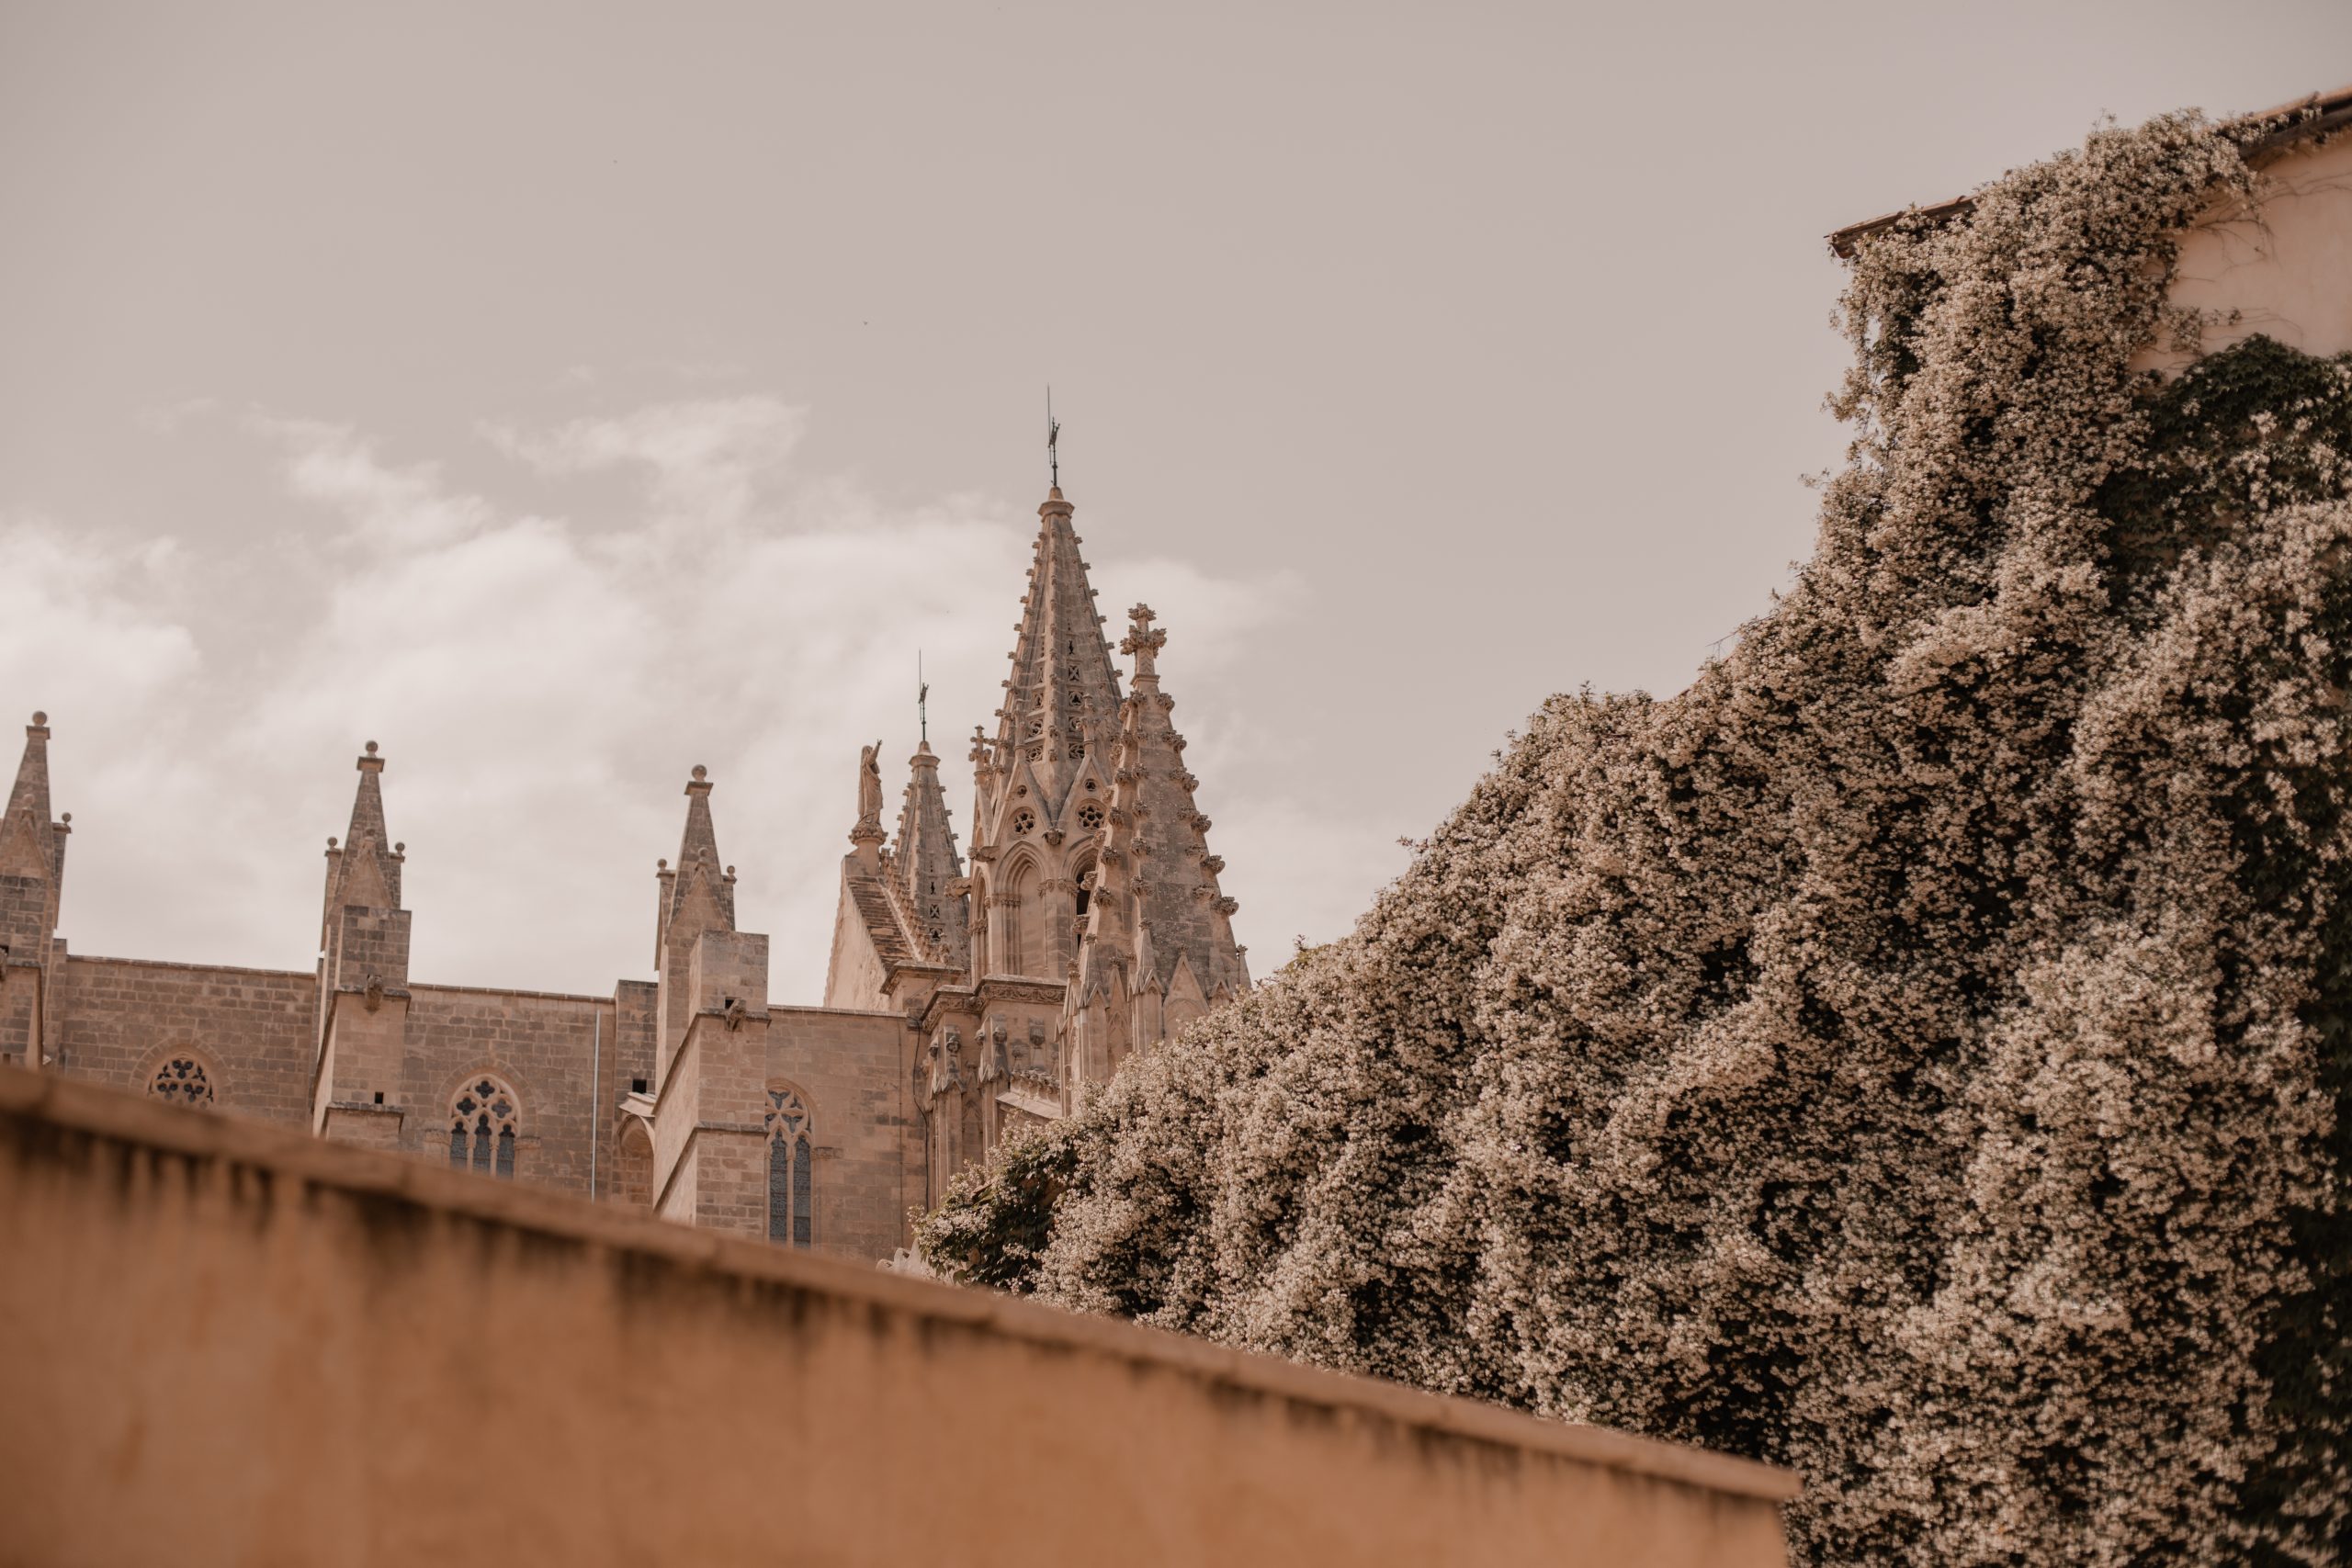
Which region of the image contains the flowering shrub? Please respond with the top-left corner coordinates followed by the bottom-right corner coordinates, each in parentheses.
top-left (921, 112), bottom-right (2351, 1564)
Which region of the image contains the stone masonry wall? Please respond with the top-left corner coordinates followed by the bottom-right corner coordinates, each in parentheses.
top-left (398, 984), bottom-right (615, 1198)
top-left (0, 969), bottom-right (40, 1066)
top-left (51, 954), bottom-right (317, 1124)
top-left (39, 954), bottom-right (915, 1257)
top-left (766, 1003), bottom-right (917, 1257)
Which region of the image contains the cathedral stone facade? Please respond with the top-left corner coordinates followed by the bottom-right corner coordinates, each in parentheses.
top-left (0, 483), bottom-right (1247, 1261)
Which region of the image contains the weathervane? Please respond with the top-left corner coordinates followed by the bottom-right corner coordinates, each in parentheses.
top-left (918, 651), bottom-right (930, 746)
top-left (1046, 386), bottom-right (1060, 489)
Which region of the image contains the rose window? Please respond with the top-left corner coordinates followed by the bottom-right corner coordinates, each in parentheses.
top-left (149, 1055), bottom-right (216, 1108)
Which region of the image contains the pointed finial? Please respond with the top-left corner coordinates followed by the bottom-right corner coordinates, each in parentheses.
top-left (1121, 603), bottom-right (1167, 678)
top-left (1046, 387), bottom-right (1060, 490)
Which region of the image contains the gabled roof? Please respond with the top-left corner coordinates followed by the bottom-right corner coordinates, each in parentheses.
top-left (1827, 81), bottom-right (2352, 259)
top-left (846, 867), bottom-right (915, 968)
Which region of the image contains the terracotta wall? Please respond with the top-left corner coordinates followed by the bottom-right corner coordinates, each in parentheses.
top-left (0, 1067), bottom-right (1795, 1568)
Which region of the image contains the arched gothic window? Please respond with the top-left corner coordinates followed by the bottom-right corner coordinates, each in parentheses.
top-left (448, 1075), bottom-right (520, 1179)
top-left (149, 1055), bottom-right (217, 1108)
top-left (765, 1086), bottom-right (814, 1248)
top-left (613, 1119), bottom-right (654, 1210)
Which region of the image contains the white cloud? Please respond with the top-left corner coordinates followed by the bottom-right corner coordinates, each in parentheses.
top-left (0, 517), bottom-right (200, 706)
top-left (480, 396), bottom-right (807, 522)
top-left (253, 415), bottom-right (494, 550)
top-left (3, 400), bottom-right (1390, 1000)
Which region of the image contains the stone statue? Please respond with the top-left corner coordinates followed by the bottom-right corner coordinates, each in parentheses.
top-left (857, 739), bottom-right (884, 826)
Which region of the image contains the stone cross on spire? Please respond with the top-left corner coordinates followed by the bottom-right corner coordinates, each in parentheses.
top-left (1120, 603), bottom-right (1166, 680)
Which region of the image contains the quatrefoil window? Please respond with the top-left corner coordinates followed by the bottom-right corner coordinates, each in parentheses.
top-left (149, 1055), bottom-right (216, 1108)
top-left (1012, 808), bottom-right (1036, 836)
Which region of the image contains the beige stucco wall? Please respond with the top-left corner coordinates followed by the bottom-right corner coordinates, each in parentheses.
top-left (0, 1067), bottom-right (1795, 1568)
top-left (2140, 131), bottom-right (2352, 373)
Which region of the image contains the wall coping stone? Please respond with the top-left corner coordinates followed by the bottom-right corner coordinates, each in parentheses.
top-left (767, 1002), bottom-right (908, 1023)
top-left (405, 981), bottom-right (614, 1005)
top-left (62, 953), bottom-right (314, 981)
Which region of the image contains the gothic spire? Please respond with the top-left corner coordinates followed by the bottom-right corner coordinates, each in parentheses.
top-left (1098, 604), bottom-right (1248, 1000)
top-left (325, 740), bottom-right (403, 915)
top-left (0, 712), bottom-right (68, 978)
top-left (0, 711), bottom-right (59, 883)
top-left (891, 739), bottom-right (967, 965)
top-left (984, 486), bottom-right (1123, 828)
top-left (669, 763), bottom-right (736, 936)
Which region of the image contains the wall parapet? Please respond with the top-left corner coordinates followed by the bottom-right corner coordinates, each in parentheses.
top-left (0, 1066), bottom-right (1795, 1565)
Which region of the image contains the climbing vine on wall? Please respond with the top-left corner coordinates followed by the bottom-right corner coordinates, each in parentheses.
top-left (921, 111), bottom-right (2352, 1565)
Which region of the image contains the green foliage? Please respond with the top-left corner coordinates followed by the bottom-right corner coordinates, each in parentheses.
top-left (914, 1122), bottom-right (1081, 1292)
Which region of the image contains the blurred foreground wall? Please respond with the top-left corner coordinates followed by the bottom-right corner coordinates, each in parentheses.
top-left (0, 1068), bottom-right (1794, 1567)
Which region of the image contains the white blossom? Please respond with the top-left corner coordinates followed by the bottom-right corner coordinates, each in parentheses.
top-left (924, 111), bottom-right (2352, 1566)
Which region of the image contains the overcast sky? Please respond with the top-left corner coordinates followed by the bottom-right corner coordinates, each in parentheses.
top-left (4, 2), bottom-right (2348, 998)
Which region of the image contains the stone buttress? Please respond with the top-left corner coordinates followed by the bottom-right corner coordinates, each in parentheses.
top-left (645, 765), bottom-right (773, 1236)
top-left (311, 742), bottom-right (413, 1146)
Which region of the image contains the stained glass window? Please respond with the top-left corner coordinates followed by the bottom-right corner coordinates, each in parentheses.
top-left (449, 1076), bottom-right (521, 1180)
top-left (149, 1055), bottom-right (216, 1108)
top-left (763, 1086), bottom-right (814, 1248)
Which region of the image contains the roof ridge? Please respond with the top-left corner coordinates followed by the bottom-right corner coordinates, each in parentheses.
top-left (1827, 81), bottom-right (2352, 258)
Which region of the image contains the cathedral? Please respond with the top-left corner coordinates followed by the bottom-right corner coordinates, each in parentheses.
top-left (0, 481), bottom-right (1249, 1261)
